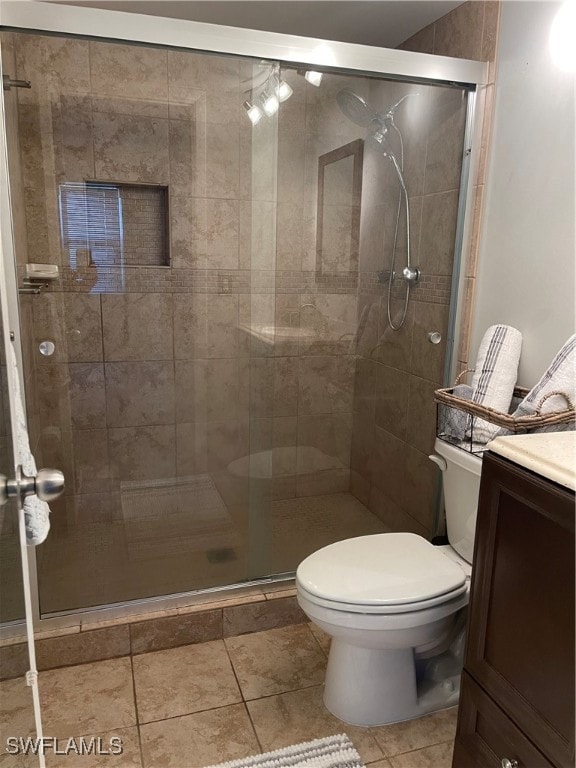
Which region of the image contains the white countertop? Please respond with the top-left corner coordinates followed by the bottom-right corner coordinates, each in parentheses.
top-left (487, 432), bottom-right (576, 491)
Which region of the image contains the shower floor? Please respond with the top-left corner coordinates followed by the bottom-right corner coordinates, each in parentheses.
top-left (35, 493), bottom-right (387, 616)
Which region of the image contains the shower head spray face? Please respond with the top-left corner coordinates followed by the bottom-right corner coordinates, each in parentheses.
top-left (336, 89), bottom-right (378, 127)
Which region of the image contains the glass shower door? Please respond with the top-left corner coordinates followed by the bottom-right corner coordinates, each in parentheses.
top-left (2, 29), bottom-right (280, 615)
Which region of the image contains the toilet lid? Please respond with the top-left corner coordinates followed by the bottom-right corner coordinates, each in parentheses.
top-left (296, 533), bottom-right (467, 606)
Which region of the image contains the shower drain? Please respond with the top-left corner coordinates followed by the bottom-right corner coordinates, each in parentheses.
top-left (206, 548), bottom-right (237, 564)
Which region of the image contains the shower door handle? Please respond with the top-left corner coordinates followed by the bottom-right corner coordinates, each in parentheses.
top-left (0, 466), bottom-right (65, 506)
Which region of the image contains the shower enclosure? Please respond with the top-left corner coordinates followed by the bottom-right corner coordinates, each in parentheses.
top-left (0, 2), bottom-right (485, 634)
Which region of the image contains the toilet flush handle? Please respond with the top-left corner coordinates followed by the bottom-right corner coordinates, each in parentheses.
top-left (429, 454), bottom-right (447, 472)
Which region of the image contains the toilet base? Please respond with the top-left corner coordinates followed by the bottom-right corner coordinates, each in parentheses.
top-left (323, 638), bottom-right (461, 727)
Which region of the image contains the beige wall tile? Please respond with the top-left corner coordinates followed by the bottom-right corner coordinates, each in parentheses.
top-left (176, 422), bottom-right (208, 476)
top-left (72, 429), bottom-right (110, 495)
top-left (276, 202), bottom-right (304, 270)
top-left (0, 644), bottom-right (28, 681)
top-left (433, 1), bottom-right (484, 59)
top-left (130, 608), bottom-right (222, 654)
top-left (108, 425), bottom-right (176, 483)
top-left (90, 41), bottom-right (167, 101)
top-left (14, 34), bottom-right (90, 104)
top-left (424, 91), bottom-right (466, 195)
top-left (370, 427), bottom-right (406, 505)
top-left (278, 128), bottom-right (305, 204)
top-left (406, 376), bottom-right (439, 455)
top-left (239, 200), bottom-right (276, 270)
top-left (35, 626), bottom-right (130, 671)
top-left (223, 596), bottom-right (307, 637)
top-left (374, 365), bottom-right (410, 439)
top-left (101, 294), bottom-right (173, 362)
top-left (410, 302), bottom-right (449, 383)
top-left (297, 413), bottom-right (352, 474)
top-left (32, 293), bottom-right (103, 364)
top-left (419, 191), bottom-right (459, 277)
top-left (68, 363), bottom-right (107, 430)
top-left (168, 50), bottom-right (240, 126)
top-left (368, 486), bottom-right (428, 537)
top-left (298, 356), bottom-right (355, 415)
top-left (105, 361), bottom-right (175, 427)
top-left (93, 111), bottom-right (169, 184)
top-left (175, 358), bottom-right (245, 423)
top-left (205, 125), bottom-right (240, 200)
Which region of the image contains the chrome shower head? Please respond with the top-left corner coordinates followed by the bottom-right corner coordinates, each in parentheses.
top-left (336, 88), bottom-right (378, 128)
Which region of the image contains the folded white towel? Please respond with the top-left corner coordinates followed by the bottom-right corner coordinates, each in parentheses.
top-left (469, 324), bottom-right (522, 444)
top-left (500, 334), bottom-right (576, 434)
top-left (8, 342), bottom-right (51, 546)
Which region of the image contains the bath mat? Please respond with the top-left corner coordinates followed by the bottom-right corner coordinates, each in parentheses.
top-left (204, 734), bottom-right (364, 768)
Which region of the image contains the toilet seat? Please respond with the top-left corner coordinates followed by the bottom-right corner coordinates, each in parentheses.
top-left (296, 532), bottom-right (467, 614)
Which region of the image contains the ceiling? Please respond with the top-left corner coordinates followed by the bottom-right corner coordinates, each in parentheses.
top-left (51, 1), bottom-right (462, 48)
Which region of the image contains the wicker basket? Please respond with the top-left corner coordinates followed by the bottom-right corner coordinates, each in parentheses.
top-left (435, 369), bottom-right (575, 452)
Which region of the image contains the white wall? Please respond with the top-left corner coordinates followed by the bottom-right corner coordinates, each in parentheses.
top-left (470, 1), bottom-right (575, 387)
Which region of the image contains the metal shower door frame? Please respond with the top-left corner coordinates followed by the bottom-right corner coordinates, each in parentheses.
top-left (0, 0), bottom-right (487, 633)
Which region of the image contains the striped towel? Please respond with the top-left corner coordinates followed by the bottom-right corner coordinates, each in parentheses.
top-left (498, 334), bottom-right (576, 435)
top-left (468, 325), bottom-right (522, 445)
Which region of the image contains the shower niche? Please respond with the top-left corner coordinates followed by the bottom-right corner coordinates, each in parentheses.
top-left (59, 181), bottom-right (170, 270)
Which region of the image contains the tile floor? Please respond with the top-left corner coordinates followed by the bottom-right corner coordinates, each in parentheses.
top-left (1, 623), bottom-right (457, 768)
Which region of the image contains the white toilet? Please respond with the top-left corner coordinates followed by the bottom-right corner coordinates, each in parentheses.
top-left (296, 438), bottom-right (482, 727)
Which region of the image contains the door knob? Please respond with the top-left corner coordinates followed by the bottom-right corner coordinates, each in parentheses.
top-left (0, 466), bottom-right (65, 506)
top-left (501, 759), bottom-right (519, 768)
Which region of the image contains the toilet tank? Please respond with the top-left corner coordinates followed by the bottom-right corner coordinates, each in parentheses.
top-left (432, 438), bottom-right (483, 564)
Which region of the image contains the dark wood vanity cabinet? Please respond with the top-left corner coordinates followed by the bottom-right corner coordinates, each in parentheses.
top-left (453, 451), bottom-right (575, 768)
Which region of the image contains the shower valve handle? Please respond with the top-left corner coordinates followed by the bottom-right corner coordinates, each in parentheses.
top-left (0, 466), bottom-right (65, 506)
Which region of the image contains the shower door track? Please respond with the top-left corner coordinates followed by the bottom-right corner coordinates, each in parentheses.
top-left (0, 0), bottom-right (488, 635)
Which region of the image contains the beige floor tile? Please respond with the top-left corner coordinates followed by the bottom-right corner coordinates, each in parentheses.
top-left (366, 761), bottom-right (393, 767)
top-left (139, 703), bottom-right (260, 768)
top-left (0, 676), bottom-right (37, 767)
top-left (0, 676), bottom-right (36, 736)
top-left (132, 639), bottom-right (241, 723)
top-left (40, 658), bottom-right (136, 739)
top-left (308, 622), bottom-right (331, 656)
top-left (372, 708), bottom-right (457, 757)
top-left (389, 741), bottom-right (454, 768)
top-left (45, 727), bottom-right (142, 768)
top-left (247, 685), bottom-right (384, 764)
top-left (225, 624), bottom-right (326, 699)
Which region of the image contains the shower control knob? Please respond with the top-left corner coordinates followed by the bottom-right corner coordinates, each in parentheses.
top-left (501, 760), bottom-right (518, 768)
top-left (402, 266), bottom-right (420, 284)
top-left (427, 332), bottom-right (442, 344)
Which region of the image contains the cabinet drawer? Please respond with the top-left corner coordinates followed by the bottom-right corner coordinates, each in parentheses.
top-left (453, 673), bottom-right (554, 768)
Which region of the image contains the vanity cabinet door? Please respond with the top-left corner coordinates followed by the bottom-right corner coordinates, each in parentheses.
top-left (465, 452), bottom-right (575, 768)
top-left (453, 673), bottom-right (555, 768)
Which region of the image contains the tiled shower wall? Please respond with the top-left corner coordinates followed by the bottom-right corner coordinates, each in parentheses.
top-left (349, 81), bottom-right (466, 537)
top-left (347, 1), bottom-right (501, 537)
